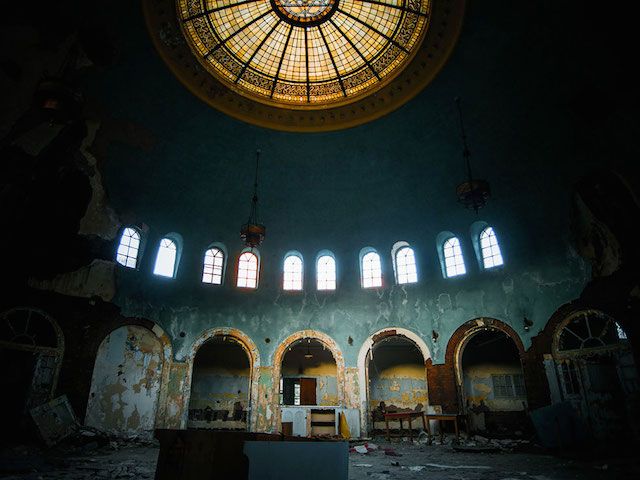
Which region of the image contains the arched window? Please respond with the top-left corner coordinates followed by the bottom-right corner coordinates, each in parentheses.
top-left (237, 251), bottom-right (259, 289)
top-left (443, 237), bottom-right (466, 277)
top-left (317, 254), bottom-right (336, 291)
top-left (116, 227), bottom-right (141, 268)
top-left (153, 238), bottom-right (178, 278)
top-left (480, 226), bottom-right (504, 269)
top-left (202, 248), bottom-right (224, 285)
top-left (283, 254), bottom-right (303, 291)
top-left (362, 251), bottom-right (382, 288)
top-left (395, 246), bottom-right (418, 284)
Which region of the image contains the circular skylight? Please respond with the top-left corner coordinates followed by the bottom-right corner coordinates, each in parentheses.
top-left (177, 0), bottom-right (431, 107)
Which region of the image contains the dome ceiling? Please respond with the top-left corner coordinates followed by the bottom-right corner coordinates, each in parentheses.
top-left (177, 0), bottom-right (430, 106)
top-left (144, 0), bottom-right (465, 131)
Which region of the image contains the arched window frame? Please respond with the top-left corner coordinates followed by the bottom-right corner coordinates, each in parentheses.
top-left (391, 241), bottom-right (418, 285)
top-left (470, 221), bottom-right (504, 270)
top-left (283, 251), bottom-right (304, 291)
top-left (202, 242), bottom-right (227, 285)
top-left (316, 250), bottom-right (337, 291)
top-left (153, 232), bottom-right (183, 279)
top-left (359, 247), bottom-right (383, 289)
top-left (436, 232), bottom-right (466, 278)
top-left (115, 226), bottom-right (144, 269)
top-left (236, 248), bottom-right (260, 289)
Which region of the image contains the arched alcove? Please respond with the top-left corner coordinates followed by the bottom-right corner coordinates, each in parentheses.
top-left (187, 336), bottom-right (252, 430)
top-left (272, 330), bottom-right (345, 435)
top-left (357, 328), bottom-right (431, 437)
top-left (451, 319), bottom-right (526, 435)
top-left (550, 309), bottom-right (639, 441)
top-left (0, 307), bottom-right (64, 440)
top-left (186, 328), bottom-right (260, 431)
top-left (85, 325), bottom-right (165, 437)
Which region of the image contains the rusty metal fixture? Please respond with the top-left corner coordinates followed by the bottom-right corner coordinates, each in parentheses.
top-left (240, 150), bottom-right (266, 247)
top-left (304, 338), bottom-right (313, 359)
top-left (455, 97), bottom-right (491, 213)
top-left (34, 77), bottom-right (84, 124)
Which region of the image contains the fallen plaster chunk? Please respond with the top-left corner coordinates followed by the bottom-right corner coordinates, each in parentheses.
top-left (354, 463), bottom-right (373, 467)
top-left (408, 466), bottom-right (426, 472)
top-left (353, 445), bottom-right (368, 454)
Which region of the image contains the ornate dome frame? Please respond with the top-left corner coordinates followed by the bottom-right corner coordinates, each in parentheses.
top-left (143, 0), bottom-right (465, 131)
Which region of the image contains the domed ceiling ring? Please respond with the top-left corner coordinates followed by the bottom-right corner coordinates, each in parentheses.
top-left (143, 0), bottom-right (465, 131)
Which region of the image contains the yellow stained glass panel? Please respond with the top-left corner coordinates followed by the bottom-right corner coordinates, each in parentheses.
top-left (178, 0), bottom-right (431, 105)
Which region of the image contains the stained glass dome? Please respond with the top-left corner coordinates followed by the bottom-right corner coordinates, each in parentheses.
top-left (178, 0), bottom-right (431, 107)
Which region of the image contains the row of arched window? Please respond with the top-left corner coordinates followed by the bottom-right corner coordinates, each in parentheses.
top-left (115, 225), bottom-right (504, 291)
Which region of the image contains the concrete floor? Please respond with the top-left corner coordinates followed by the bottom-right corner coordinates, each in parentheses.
top-left (1, 439), bottom-right (638, 479)
top-left (347, 440), bottom-right (637, 480)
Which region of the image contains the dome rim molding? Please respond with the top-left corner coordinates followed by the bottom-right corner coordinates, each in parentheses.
top-left (142, 0), bottom-right (466, 132)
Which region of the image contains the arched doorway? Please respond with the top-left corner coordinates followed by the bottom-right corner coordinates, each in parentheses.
top-left (187, 335), bottom-right (252, 430)
top-left (357, 328), bottom-right (430, 436)
top-left (85, 325), bottom-right (165, 437)
top-left (273, 330), bottom-right (345, 436)
top-left (453, 319), bottom-right (526, 435)
top-left (551, 310), bottom-right (639, 441)
top-left (0, 307), bottom-right (64, 441)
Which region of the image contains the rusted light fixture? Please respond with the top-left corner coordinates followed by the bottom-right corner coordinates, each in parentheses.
top-left (34, 77), bottom-right (84, 124)
top-left (304, 339), bottom-right (313, 359)
top-left (240, 150), bottom-right (266, 248)
top-left (454, 97), bottom-right (490, 213)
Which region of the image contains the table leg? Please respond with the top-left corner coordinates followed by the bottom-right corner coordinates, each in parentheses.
top-left (385, 417), bottom-right (390, 442)
top-left (399, 418), bottom-right (403, 435)
top-left (439, 420), bottom-right (444, 442)
top-left (454, 418), bottom-right (459, 443)
top-left (409, 416), bottom-right (413, 442)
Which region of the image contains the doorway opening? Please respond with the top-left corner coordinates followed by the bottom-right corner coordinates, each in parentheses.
top-left (0, 307), bottom-right (64, 443)
top-left (552, 310), bottom-right (639, 441)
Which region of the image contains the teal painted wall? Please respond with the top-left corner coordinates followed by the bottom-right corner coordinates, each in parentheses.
top-left (86, 0), bottom-right (634, 367)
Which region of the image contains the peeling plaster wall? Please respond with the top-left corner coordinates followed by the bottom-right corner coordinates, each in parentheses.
top-left (85, 325), bottom-right (163, 437)
top-left (29, 260), bottom-right (116, 301)
top-left (463, 363), bottom-right (526, 411)
top-left (369, 364), bottom-right (428, 411)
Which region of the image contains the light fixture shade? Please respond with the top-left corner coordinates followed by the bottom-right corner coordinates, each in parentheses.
top-left (240, 223), bottom-right (266, 248)
top-left (456, 179), bottom-right (491, 212)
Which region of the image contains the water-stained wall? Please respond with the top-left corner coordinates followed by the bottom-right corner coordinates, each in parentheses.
top-left (187, 338), bottom-right (250, 429)
top-left (85, 325), bottom-right (163, 437)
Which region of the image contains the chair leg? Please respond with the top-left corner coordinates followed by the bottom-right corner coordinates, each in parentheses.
top-left (385, 417), bottom-right (390, 442)
top-left (454, 418), bottom-right (460, 443)
top-left (409, 417), bottom-right (413, 441)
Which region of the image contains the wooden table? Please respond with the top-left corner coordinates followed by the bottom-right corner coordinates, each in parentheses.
top-left (424, 414), bottom-right (465, 442)
top-left (383, 411), bottom-right (427, 441)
